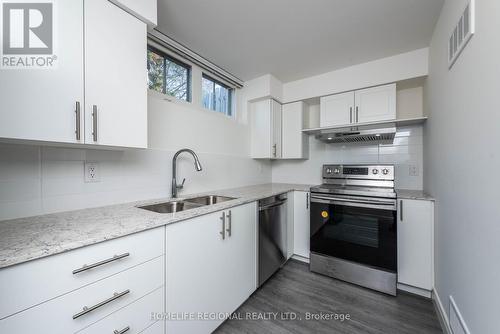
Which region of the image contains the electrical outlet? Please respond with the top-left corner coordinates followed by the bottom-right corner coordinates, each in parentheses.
top-left (409, 165), bottom-right (419, 177)
top-left (84, 162), bottom-right (100, 183)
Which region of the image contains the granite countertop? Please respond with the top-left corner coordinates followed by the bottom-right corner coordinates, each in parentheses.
top-left (0, 183), bottom-right (311, 269)
top-left (396, 189), bottom-right (434, 201)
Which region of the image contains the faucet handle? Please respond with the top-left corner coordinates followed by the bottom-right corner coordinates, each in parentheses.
top-left (178, 178), bottom-right (186, 189)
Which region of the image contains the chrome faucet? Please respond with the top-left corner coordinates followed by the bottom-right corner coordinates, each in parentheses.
top-left (171, 149), bottom-right (203, 198)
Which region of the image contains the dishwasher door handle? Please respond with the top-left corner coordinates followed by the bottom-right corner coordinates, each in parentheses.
top-left (259, 200), bottom-right (287, 211)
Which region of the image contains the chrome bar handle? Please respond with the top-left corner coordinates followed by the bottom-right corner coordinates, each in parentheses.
top-left (306, 193), bottom-right (309, 210)
top-left (72, 253), bottom-right (130, 274)
top-left (92, 105), bottom-right (98, 142)
top-left (400, 200), bottom-right (403, 221)
top-left (75, 101), bottom-right (81, 141)
top-left (226, 210), bottom-right (232, 237)
top-left (114, 326), bottom-right (130, 334)
top-left (349, 107), bottom-right (353, 123)
top-left (72, 289), bottom-right (130, 319)
top-left (355, 106), bottom-right (359, 123)
top-left (272, 144), bottom-right (277, 157)
top-left (220, 212), bottom-right (226, 240)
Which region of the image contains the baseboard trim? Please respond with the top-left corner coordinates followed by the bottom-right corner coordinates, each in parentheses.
top-left (291, 254), bottom-right (309, 263)
top-left (433, 288), bottom-right (452, 334)
top-left (397, 283), bottom-right (432, 298)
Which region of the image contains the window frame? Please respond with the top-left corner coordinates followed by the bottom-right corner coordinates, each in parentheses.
top-left (202, 73), bottom-right (233, 117)
top-left (147, 45), bottom-right (192, 102)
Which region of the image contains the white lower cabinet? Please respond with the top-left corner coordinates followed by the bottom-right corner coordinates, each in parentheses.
top-left (293, 191), bottom-right (310, 259)
top-left (397, 199), bottom-right (434, 292)
top-left (166, 202), bottom-right (257, 334)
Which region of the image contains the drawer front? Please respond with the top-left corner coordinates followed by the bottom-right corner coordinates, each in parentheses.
top-left (142, 320), bottom-right (164, 334)
top-left (0, 227), bottom-right (164, 319)
top-left (78, 286), bottom-right (163, 334)
top-left (0, 256), bottom-right (164, 333)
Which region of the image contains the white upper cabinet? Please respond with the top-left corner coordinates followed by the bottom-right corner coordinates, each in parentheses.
top-left (109, 0), bottom-right (158, 26)
top-left (85, 0), bottom-right (147, 148)
top-left (320, 83), bottom-right (396, 127)
top-left (320, 91), bottom-right (355, 127)
top-left (250, 99), bottom-right (282, 159)
top-left (282, 102), bottom-right (309, 159)
top-left (0, 0), bottom-right (84, 144)
top-left (355, 84), bottom-right (396, 123)
top-left (397, 199), bottom-right (434, 291)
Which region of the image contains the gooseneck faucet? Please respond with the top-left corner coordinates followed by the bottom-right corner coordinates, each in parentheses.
top-left (171, 149), bottom-right (203, 198)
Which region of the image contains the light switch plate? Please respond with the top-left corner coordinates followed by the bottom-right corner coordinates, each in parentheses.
top-left (84, 162), bottom-right (100, 183)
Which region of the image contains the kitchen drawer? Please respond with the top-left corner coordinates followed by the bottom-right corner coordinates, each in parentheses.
top-left (78, 286), bottom-right (163, 334)
top-left (0, 227), bottom-right (164, 319)
top-left (0, 255), bottom-right (164, 333)
top-left (142, 320), bottom-right (164, 334)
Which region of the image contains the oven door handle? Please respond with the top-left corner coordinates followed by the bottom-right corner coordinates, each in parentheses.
top-left (310, 194), bottom-right (397, 210)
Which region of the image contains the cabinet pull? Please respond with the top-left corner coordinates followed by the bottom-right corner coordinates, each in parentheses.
top-left (355, 106), bottom-right (359, 123)
top-left (92, 105), bottom-right (98, 142)
top-left (220, 212), bottom-right (226, 240)
top-left (75, 102), bottom-right (81, 141)
top-left (350, 107), bottom-right (353, 123)
top-left (226, 210), bottom-right (232, 237)
top-left (306, 193), bottom-right (309, 210)
top-left (272, 144), bottom-right (277, 157)
top-left (400, 200), bottom-right (403, 221)
top-left (72, 253), bottom-right (130, 274)
top-left (114, 326), bottom-right (130, 334)
top-left (73, 289), bottom-right (130, 319)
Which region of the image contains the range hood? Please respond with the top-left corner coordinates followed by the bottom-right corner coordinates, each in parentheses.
top-left (314, 125), bottom-right (396, 144)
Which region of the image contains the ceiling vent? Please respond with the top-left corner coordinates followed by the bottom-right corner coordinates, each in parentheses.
top-left (449, 0), bottom-right (475, 69)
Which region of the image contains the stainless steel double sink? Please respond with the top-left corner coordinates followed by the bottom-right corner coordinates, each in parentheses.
top-left (138, 195), bottom-right (236, 214)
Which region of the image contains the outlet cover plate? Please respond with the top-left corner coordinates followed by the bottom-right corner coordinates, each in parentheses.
top-left (84, 162), bottom-right (100, 183)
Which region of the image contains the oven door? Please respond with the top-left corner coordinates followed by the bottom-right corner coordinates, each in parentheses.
top-left (310, 194), bottom-right (397, 272)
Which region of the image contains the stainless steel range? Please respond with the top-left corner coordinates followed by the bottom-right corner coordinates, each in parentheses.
top-left (309, 164), bottom-right (397, 295)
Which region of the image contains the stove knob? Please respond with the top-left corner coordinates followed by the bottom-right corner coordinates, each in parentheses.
top-left (325, 168), bottom-right (333, 174)
top-left (372, 169), bottom-right (379, 175)
top-left (382, 168), bottom-right (390, 175)
top-left (333, 168), bottom-right (341, 174)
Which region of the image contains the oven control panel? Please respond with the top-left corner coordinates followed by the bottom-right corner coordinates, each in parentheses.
top-left (323, 165), bottom-right (394, 180)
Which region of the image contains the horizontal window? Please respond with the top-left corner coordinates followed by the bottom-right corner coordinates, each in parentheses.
top-left (202, 74), bottom-right (232, 116)
top-left (147, 46), bottom-right (191, 101)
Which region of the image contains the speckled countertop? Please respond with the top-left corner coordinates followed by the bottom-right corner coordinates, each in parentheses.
top-left (396, 189), bottom-right (434, 201)
top-left (0, 183), bottom-right (311, 269)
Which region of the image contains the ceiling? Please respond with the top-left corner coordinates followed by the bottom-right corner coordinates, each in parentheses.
top-left (156, 0), bottom-right (443, 83)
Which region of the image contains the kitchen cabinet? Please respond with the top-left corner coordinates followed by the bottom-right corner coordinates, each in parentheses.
top-left (320, 83), bottom-right (396, 127)
top-left (293, 191), bottom-right (310, 259)
top-left (84, 0), bottom-right (147, 148)
top-left (166, 202), bottom-right (257, 334)
top-left (397, 199), bottom-right (434, 292)
top-left (0, 0), bottom-right (148, 149)
top-left (282, 102), bottom-right (309, 159)
top-left (250, 99), bottom-right (282, 159)
top-left (0, 0), bottom-right (84, 144)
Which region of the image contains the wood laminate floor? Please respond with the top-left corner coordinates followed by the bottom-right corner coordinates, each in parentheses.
top-left (215, 260), bottom-right (443, 334)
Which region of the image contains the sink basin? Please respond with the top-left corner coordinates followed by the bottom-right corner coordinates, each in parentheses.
top-left (139, 201), bottom-right (203, 214)
top-left (185, 195), bottom-right (236, 206)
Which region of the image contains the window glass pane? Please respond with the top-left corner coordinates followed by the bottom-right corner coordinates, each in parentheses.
top-left (147, 50), bottom-right (164, 94)
top-left (165, 58), bottom-right (189, 101)
top-left (202, 77), bottom-right (214, 110)
top-left (214, 83), bottom-right (229, 115)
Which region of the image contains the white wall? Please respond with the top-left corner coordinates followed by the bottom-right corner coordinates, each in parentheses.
top-left (272, 125), bottom-right (423, 190)
top-left (424, 1), bottom-right (500, 333)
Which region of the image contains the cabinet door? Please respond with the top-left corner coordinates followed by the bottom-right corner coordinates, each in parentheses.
top-left (271, 99), bottom-right (282, 159)
top-left (0, 0), bottom-right (84, 144)
top-left (282, 102), bottom-right (309, 159)
top-left (84, 0), bottom-right (147, 148)
top-left (320, 91), bottom-right (354, 127)
top-left (223, 203), bottom-right (257, 310)
top-left (166, 211), bottom-right (230, 334)
top-left (250, 99), bottom-right (272, 158)
top-left (355, 83), bottom-right (396, 123)
top-left (397, 199), bottom-right (434, 290)
top-left (293, 191), bottom-right (310, 258)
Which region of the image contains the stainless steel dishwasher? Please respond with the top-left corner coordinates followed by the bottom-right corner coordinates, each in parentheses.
top-left (258, 193), bottom-right (287, 286)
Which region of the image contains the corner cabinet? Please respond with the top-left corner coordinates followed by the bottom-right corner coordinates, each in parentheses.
top-left (320, 83), bottom-right (396, 127)
top-left (397, 199), bottom-right (434, 295)
top-left (166, 203), bottom-right (257, 334)
top-left (0, 0), bottom-right (148, 149)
